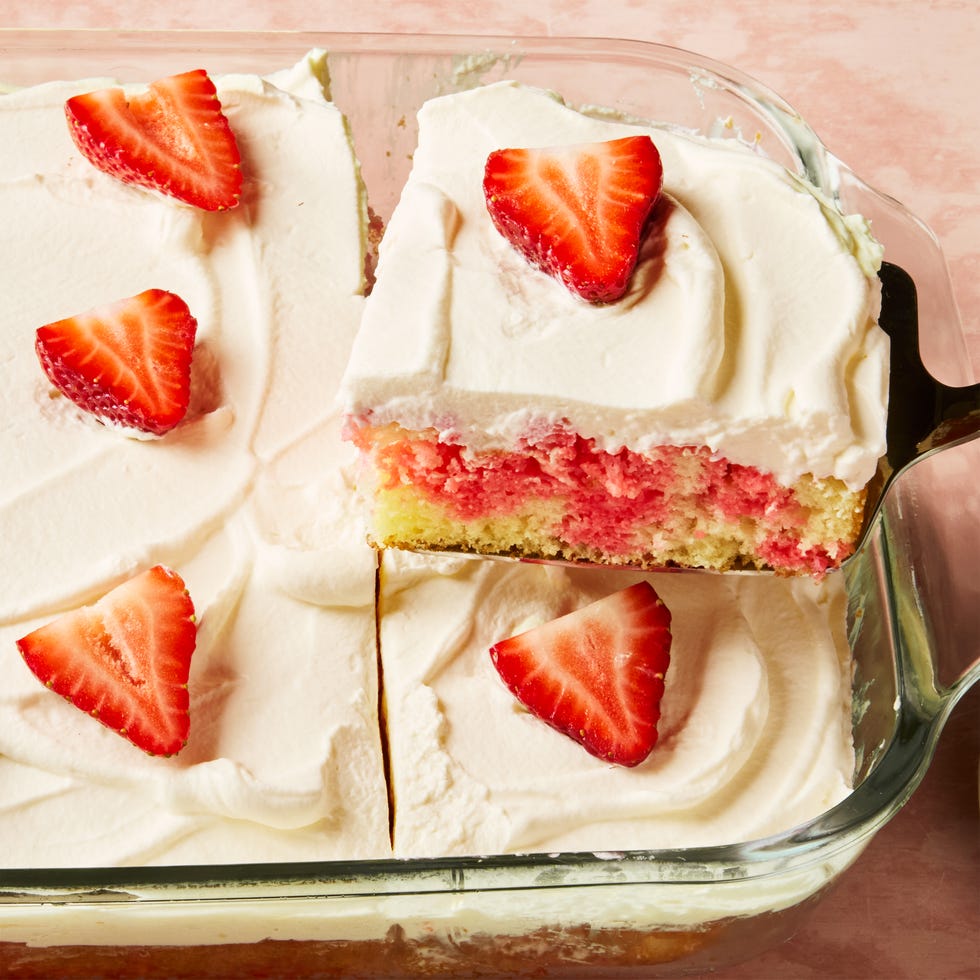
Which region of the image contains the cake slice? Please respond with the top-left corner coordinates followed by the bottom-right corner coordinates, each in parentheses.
top-left (341, 81), bottom-right (890, 575)
top-left (0, 52), bottom-right (390, 865)
top-left (379, 550), bottom-right (855, 857)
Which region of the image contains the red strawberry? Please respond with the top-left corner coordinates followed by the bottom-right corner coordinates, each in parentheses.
top-left (489, 581), bottom-right (671, 767)
top-left (483, 135), bottom-right (663, 303)
top-left (16, 566), bottom-right (197, 757)
top-left (35, 288), bottom-right (198, 436)
top-left (65, 69), bottom-right (242, 211)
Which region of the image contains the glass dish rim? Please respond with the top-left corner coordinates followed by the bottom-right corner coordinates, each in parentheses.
top-left (0, 26), bottom-right (976, 901)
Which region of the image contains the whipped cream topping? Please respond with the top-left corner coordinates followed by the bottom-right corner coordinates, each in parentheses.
top-left (341, 81), bottom-right (889, 489)
top-left (381, 551), bottom-right (854, 856)
top-left (0, 53), bottom-right (389, 865)
top-left (1, 58), bottom-right (857, 881)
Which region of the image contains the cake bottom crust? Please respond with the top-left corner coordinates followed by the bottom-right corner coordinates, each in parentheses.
top-left (0, 890), bottom-right (832, 978)
top-left (350, 423), bottom-right (866, 575)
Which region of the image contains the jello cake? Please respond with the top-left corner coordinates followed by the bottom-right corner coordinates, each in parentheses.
top-left (341, 80), bottom-right (890, 575)
top-left (2, 52), bottom-right (861, 873)
top-left (0, 52), bottom-right (390, 865)
top-left (0, 51), bottom-right (875, 980)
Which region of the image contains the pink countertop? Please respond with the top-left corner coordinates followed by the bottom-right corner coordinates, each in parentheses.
top-left (3, 2), bottom-right (978, 978)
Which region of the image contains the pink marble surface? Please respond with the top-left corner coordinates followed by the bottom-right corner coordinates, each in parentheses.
top-left (2, 2), bottom-right (978, 978)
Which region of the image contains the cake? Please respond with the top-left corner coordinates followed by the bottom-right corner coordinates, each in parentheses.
top-left (1, 50), bottom-right (868, 977)
top-left (0, 51), bottom-right (391, 865)
top-left (340, 80), bottom-right (890, 576)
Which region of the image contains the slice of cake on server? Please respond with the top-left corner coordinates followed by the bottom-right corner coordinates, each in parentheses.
top-left (341, 81), bottom-right (889, 575)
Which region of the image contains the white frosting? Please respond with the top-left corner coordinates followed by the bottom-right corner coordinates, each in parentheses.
top-left (341, 81), bottom-right (889, 489)
top-left (381, 551), bottom-right (854, 857)
top-left (0, 54), bottom-right (390, 865)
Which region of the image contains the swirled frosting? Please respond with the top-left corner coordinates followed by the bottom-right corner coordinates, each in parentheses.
top-left (380, 551), bottom-right (854, 856)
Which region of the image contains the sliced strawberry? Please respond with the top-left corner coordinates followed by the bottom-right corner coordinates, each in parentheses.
top-left (15, 566), bottom-right (197, 757)
top-left (483, 135), bottom-right (663, 303)
top-left (489, 581), bottom-right (671, 767)
top-left (35, 288), bottom-right (198, 436)
top-left (65, 69), bottom-right (242, 211)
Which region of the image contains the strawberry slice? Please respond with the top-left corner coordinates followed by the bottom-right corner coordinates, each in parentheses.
top-left (483, 135), bottom-right (663, 303)
top-left (65, 69), bottom-right (242, 211)
top-left (489, 581), bottom-right (672, 767)
top-left (15, 566), bottom-right (197, 757)
top-left (35, 288), bottom-right (198, 436)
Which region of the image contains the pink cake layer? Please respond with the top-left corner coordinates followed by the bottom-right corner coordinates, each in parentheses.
top-left (350, 422), bottom-right (855, 575)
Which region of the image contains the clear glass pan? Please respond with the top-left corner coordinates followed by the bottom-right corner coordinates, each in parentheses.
top-left (0, 29), bottom-right (977, 978)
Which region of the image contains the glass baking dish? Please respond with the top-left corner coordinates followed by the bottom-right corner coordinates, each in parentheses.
top-left (0, 29), bottom-right (977, 978)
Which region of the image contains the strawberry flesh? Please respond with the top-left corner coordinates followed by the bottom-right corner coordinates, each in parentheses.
top-left (35, 288), bottom-right (198, 436)
top-left (16, 565), bottom-right (197, 757)
top-left (65, 69), bottom-right (242, 211)
top-left (484, 135), bottom-right (663, 303)
top-left (489, 581), bottom-right (672, 767)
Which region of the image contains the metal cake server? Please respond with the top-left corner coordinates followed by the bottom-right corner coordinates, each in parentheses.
top-left (858, 261), bottom-right (980, 551)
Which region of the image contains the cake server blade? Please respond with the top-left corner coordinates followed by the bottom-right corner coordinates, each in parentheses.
top-left (857, 261), bottom-right (980, 552)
